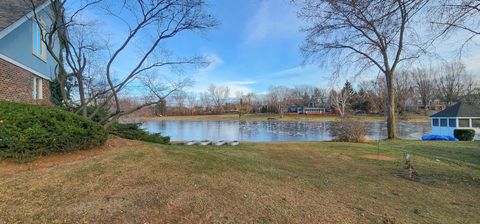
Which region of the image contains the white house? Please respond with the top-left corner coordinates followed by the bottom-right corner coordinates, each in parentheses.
top-left (430, 102), bottom-right (480, 139)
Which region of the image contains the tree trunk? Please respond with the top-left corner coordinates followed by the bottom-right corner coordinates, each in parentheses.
top-left (385, 72), bottom-right (397, 139)
top-left (76, 75), bottom-right (87, 117)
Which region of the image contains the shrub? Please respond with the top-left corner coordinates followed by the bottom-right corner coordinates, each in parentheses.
top-left (86, 106), bottom-right (109, 123)
top-left (329, 119), bottom-right (369, 142)
top-left (454, 129), bottom-right (475, 141)
top-left (0, 101), bottom-right (108, 160)
top-left (108, 122), bottom-right (170, 144)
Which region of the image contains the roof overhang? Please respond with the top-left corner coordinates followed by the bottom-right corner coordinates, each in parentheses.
top-left (0, 1), bottom-right (51, 40)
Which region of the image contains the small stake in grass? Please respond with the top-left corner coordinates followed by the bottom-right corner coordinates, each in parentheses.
top-left (404, 153), bottom-right (414, 179)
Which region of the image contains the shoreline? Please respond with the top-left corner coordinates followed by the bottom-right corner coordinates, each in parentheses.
top-left (124, 113), bottom-right (429, 123)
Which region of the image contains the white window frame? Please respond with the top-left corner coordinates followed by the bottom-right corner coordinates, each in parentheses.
top-left (33, 77), bottom-right (43, 100)
top-left (32, 18), bottom-right (47, 62)
top-left (459, 118), bottom-right (471, 128)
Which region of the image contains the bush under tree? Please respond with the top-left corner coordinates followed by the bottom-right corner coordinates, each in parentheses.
top-left (0, 101), bottom-right (107, 160)
top-left (108, 123), bottom-right (170, 144)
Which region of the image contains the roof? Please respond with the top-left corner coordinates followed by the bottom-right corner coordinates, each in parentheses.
top-left (0, 0), bottom-right (48, 31)
top-left (430, 102), bottom-right (480, 118)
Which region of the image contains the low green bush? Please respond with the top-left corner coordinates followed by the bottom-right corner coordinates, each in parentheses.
top-left (454, 129), bottom-right (475, 141)
top-left (108, 122), bottom-right (170, 144)
top-left (0, 101), bottom-right (108, 160)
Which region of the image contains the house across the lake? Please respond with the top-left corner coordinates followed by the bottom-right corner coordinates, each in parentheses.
top-left (430, 102), bottom-right (480, 139)
top-left (287, 105), bottom-right (327, 115)
top-left (0, 0), bottom-right (60, 105)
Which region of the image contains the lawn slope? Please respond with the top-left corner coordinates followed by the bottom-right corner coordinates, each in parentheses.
top-left (0, 139), bottom-right (478, 223)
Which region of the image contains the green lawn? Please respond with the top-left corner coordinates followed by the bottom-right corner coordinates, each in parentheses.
top-left (0, 139), bottom-right (478, 223)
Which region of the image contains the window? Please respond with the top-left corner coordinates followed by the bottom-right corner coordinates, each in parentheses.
top-left (459, 119), bottom-right (470, 128)
top-left (449, 119), bottom-right (456, 127)
top-left (473, 119), bottom-right (480, 128)
top-left (32, 19), bottom-right (46, 61)
top-left (32, 77), bottom-right (43, 100)
top-left (432, 119), bottom-right (439, 126)
top-left (440, 119), bottom-right (448, 127)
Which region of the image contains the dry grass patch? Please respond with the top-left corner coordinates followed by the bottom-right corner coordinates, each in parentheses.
top-left (0, 139), bottom-right (479, 223)
top-left (361, 154), bottom-right (395, 161)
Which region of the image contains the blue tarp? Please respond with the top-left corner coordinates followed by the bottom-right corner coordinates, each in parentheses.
top-left (421, 134), bottom-right (458, 141)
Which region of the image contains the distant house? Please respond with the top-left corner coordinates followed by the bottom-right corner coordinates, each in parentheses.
top-left (287, 98), bottom-right (328, 115)
top-left (430, 102), bottom-right (480, 139)
top-left (0, 0), bottom-right (61, 105)
top-left (405, 97), bottom-right (447, 112)
top-left (287, 105), bottom-right (327, 115)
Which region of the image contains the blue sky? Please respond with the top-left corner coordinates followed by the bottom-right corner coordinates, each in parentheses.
top-left (167, 0), bottom-right (332, 94)
top-left (81, 0), bottom-right (480, 96)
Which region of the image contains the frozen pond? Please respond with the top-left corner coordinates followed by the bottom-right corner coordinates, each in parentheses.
top-left (139, 120), bottom-right (431, 142)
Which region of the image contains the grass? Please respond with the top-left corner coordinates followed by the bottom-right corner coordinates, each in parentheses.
top-left (0, 139), bottom-right (479, 223)
top-left (132, 113), bottom-right (429, 122)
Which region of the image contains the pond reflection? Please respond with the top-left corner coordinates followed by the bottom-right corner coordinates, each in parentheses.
top-left (140, 120), bottom-right (431, 142)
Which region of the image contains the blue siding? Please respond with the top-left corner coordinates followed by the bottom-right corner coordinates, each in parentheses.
top-left (0, 5), bottom-right (60, 80)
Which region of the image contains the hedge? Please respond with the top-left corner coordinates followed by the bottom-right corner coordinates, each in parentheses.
top-left (0, 101), bottom-right (108, 160)
top-left (454, 129), bottom-right (476, 141)
top-left (108, 122), bottom-right (170, 144)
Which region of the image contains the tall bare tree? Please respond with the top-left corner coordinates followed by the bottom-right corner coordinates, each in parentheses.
top-left (432, 0), bottom-right (480, 47)
top-left (437, 61), bottom-right (477, 105)
top-left (28, 0), bottom-right (217, 126)
top-left (411, 67), bottom-right (436, 114)
top-left (328, 81), bottom-right (354, 116)
top-left (394, 71), bottom-right (414, 114)
top-left (296, 0), bottom-right (429, 139)
top-left (185, 93), bottom-right (198, 115)
top-left (207, 84), bottom-right (230, 113)
top-left (312, 87), bottom-right (328, 107)
top-left (268, 86), bottom-right (292, 118)
top-left (235, 92), bottom-right (253, 118)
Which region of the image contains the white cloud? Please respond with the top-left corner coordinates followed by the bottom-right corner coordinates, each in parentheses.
top-left (188, 53), bottom-right (256, 96)
top-left (223, 83), bottom-right (254, 96)
top-left (245, 0), bottom-right (302, 43)
top-left (463, 51), bottom-right (480, 75)
top-left (200, 53), bottom-right (224, 73)
top-left (224, 81), bottom-right (257, 85)
top-left (256, 65), bottom-right (334, 87)
top-left (192, 53), bottom-right (223, 83)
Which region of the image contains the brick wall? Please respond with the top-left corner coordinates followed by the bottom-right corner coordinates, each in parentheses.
top-left (0, 58), bottom-right (52, 105)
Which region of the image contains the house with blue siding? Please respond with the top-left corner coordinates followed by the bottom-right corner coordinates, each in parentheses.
top-left (0, 0), bottom-right (61, 104)
top-left (430, 102), bottom-right (480, 140)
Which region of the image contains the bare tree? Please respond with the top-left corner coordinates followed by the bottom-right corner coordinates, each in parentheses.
top-left (328, 82), bottom-right (354, 117)
top-left (432, 0), bottom-right (480, 47)
top-left (312, 87), bottom-right (328, 107)
top-left (411, 67), bottom-right (436, 114)
top-left (365, 77), bottom-right (387, 114)
top-left (394, 70), bottom-right (414, 114)
top-left (28, 0), bottom-right (104, 116)
top-left (268, 86), bottom-right (292, 118)
top-left (200, 92), bottom-right (212, 113)
top-left (169, 91), bottom-right (187, 115)
top-left (465, 85), bottom-right (480, 106)
top-left (207, 84), bottom-right (230, 113)
top-left (235, 92), bottom-right (253, 118)
top-left (28, 0), bottom-right (217, 126)
top-left (437, 61), bottom-right (470, 105)
top-left (185, 93), bottom-right (198, 115)
top-left (296, 0), bottom-right (430, 139)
